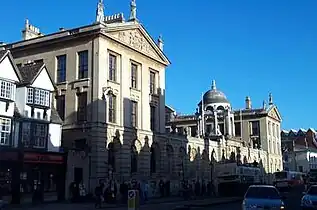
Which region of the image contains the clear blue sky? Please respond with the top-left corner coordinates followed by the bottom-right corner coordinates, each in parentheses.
top-left (1, 0), bottom-right (317, 130)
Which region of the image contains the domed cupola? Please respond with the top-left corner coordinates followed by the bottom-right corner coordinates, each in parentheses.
top-left (203, 80), bottom-right (230, 106)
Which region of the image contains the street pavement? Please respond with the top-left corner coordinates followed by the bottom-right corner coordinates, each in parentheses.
top-left (7, 196), bottom-right (241, 210)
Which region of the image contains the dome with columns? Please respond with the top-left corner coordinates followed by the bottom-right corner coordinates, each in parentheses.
top-left (202, 80), bottom-right (230, 108)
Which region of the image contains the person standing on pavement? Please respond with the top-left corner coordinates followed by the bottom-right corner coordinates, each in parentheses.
top-left (94, 183), bottom-right (104, 208)
top-left (159, 180), bottom-right (164, 197)
top-left (144, 181), bottom-right (149, 202)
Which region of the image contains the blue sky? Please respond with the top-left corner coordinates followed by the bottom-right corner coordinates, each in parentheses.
top-left (1, 0), bottom-right (317, 129)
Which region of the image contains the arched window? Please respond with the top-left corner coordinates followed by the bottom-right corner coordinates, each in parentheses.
top-left (108, 143), bottom-right (115, 171)
top-left (108, 94), bottom-right (116, 123)
top-left (206, 106), bottom-right (213, 112)
top-left (131, 145), bottom-right (138, 173)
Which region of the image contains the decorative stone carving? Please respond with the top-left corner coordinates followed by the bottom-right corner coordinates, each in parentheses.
top-left (268, 108), bottom-right (279, 120)
top-left (108, 29), bottom-right (161, 61)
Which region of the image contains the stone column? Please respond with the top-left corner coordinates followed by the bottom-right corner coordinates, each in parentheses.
top-left (214, 111), bottom-right (218, 135)
top-left (225, 112), bottom-right (230, 136)
top-left (231, 114), bottom-right (235, 136)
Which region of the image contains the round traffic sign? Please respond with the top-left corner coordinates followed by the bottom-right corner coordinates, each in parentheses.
top-left (128, 190), bottom-right (135, 198)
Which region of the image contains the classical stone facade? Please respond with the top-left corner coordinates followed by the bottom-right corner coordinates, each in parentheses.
top-left (166, 81), bottom-right (283, 183)
top-left (5, 0), bottom-right (173, 197)
top-left (4, 0), bottom-right (283, 197)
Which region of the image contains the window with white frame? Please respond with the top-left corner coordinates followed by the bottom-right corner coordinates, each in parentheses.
top-left (0, 80), bottom-right (15, 101)
top-left (27, 88), bottom-right (50, 107)
top-left (0, 117), bottom-right (11, 146)
top-left (33, 124), bottom-right (47, 148)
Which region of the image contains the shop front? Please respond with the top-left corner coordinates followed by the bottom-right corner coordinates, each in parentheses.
top-left (0, 150), bottom-right (20, 204)
top-left (19, 152), bottom-right (66, 203)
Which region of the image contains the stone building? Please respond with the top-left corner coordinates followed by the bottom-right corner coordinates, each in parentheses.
top-left (165, 80), bottom-right (283, 183)
top-left (5, 0), bottom-right (172, 197)
top-left (281, 128), bottom-right (317, 173)
top-left (3, 0), bottom-right (283, 197)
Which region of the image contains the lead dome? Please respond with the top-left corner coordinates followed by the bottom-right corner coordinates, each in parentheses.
top-left (203, 80), bottom-right (230, 105)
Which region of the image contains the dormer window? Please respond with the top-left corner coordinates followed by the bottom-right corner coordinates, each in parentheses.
top-left (27, 88), bottom-right (50, 107)
top-left (0, 80), bottom-right (15, 101)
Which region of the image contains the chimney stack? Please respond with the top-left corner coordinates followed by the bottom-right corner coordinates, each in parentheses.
top-left (245, 96), bottom-right (251, 110)
top-left (22, 19), bottom-right (44, 40)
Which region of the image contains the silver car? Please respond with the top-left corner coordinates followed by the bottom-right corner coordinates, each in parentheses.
top-left (242, 185), bottom-right (285, 210)
top-left (301, 185), bottom-right (317, 209)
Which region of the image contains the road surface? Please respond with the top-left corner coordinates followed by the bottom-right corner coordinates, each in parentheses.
top-left (199, 188), bottom-right (304, 210)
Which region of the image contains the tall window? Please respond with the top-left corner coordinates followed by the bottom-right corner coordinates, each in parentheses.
top-left (150, 105), bottom-right (156, 131)
top-left (33, 124), bottom-right (47, 148)
top-left (77, 92), bottom-right (87, 122)
top-left (190, 126), bottom-right (197, 137)
top-left (131, 101), bottom-right (137, 127)
top-left (108, 94), bottom-right (116, 123)
top-left (149, 71), bottom-right (156, 94)
top-left (21, 122), bottom-right (31, 147)
top-left (27, 88), bottom-right (50, 107)
top-left (56, 95), bottom-right (66, 121)
top-left (78, 51), bottom-right (88, 79)
top-left (0, 118), bottom-right (11, 146)
top-left (250, 121), bottom-right (260, 136)
top-left (131, 63), bottom-right (137, 89)
top-left (235, 122), bottom-right (241, 137)
top-left (109, 54), bottom-right (117, 81)
top-left (56, 55), bottom-right (67, 83)
top-left (0, 80), bottom-right (15, 101)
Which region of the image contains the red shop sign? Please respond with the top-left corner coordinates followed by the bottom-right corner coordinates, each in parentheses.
top-left (23, 153), bottom-right (63, 164)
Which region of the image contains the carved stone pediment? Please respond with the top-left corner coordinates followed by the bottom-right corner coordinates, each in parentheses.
top-left (107, 29), bottom-right (162, 62)
top-left (268, 107), bottom-right (281, 121)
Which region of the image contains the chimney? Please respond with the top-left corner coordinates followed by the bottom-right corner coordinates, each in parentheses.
top-left (245, 96), bottom-right (251, 110)
top-left (22, 19), bottom-right (44, 40)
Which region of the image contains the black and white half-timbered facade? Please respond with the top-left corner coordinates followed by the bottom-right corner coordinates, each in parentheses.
top-left (0, 50), bottom-right (65, 204)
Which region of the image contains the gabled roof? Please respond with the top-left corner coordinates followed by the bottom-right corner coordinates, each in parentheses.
top-left (17, 62), bottom-right (56, 90)
top-left (165, 105), bottom-right (175, 112)
top-left (104, 22), bottom-right (171, 66)
top-left (0, 50), bottom-right (22, 82)
top-left (18, 62), bottom-right (44, 85)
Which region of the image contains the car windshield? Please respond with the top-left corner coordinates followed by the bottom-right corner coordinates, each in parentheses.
top-left (308, 186), bottom-right (317, 195)
top-left (245, 187), bottom-right (280, 199)
top-left (275, 172), bottom-right (287, 179)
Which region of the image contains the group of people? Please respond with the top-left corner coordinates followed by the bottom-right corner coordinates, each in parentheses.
top-left (69, 181), bottom-right (87, 202)
top-left (70, 178), bottom-right (216, 209)
top-left (94, 179), bottom-right (150, 208)
top-left (181, 180), bottom-right (216, 200)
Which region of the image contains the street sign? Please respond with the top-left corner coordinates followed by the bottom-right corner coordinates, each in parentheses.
top-left (128, 190), bottom-right (135, 199)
